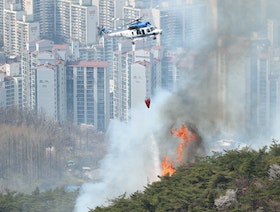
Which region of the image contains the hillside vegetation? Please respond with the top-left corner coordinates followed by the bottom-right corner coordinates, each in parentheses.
top-left (0, 107), bottom-right (106, 193)
top-left (0, 187), bottom-right (78, 212)
top-left (1, 107), bottom-right (280, 211)
top-left (92, 141), bottom-right (280, 212)
top-left (0, 140), bottom-right (279, 211)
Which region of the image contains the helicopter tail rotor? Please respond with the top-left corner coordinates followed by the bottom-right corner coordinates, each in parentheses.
top-left (97, 25), bottom-right (110, 37)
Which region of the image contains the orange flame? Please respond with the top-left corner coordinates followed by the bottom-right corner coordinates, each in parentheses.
top-left (171, 124), bottom-right (199, 162)
top-left (161, 124), bottom-right (200, 176)
top-left (161, 157), bottom-right (176, 176)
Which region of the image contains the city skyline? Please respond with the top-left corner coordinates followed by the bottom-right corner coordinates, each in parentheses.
top-left (0, 0), bottom-right (279, 137)
top-left (1, 0), bottom-right (280, 211)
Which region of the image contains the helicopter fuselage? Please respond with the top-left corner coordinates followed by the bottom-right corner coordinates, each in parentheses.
top-left (106, 26), bottom-right (162, 41)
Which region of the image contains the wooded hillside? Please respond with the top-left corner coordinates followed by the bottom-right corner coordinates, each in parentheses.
top-left (0, 137), bottom-right (279, 211)
top-left (1, 107), bottom-right (280, 211)
top-left (92, 141), bottom-right (280, 212)
top-left (0, 107), bottom-right (106, 193)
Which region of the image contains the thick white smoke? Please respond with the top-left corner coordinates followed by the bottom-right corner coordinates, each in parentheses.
top-left (74, 1), bottom-right (280, 211)
top-left (74, 92), bottom-right (170, 212)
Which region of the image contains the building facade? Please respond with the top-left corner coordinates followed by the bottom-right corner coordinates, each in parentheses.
top-left (23, 0), bottom-right (56, 40)
top-left (3, 3), bottom-right (25, 56)
top-left (66, 61), bottom-right (109, 131)
top-left (56, 0), bottom-right (98, 46)
top-left (22, 39), bottom-right (67, 121)
top-left (113, 41), bottom-right (162, 121)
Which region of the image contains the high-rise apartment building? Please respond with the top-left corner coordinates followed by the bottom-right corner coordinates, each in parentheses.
top-left (184, 1), bottom-right (208, 50)
top-left (123, 5), bottom-right (140, 25)
top-left (215, 0), bottom-right (265, 37)
top-left (3, 76), bottom-right (15, 107)
top-left (16, 16), bottom-right (40, 56)
top-left (248, 38), bottom-right (280, 135)
top-left (0, 71), bottom-right (5, 107)
top-left (208, 0), bottom-right (280, 137)
top-left (13, 76), bottom-right (22, 109)
top-left (56, 0), bottom-right (98, 46)
top-left (267, 19), bottom-right (279, 48)
top-left (161, 49), bottom-right (183, 92)
top-left (112, 43), bottom-right (133, 121)
top-left (0, 60), bottom-right (22, 108)
top-left (36, 65), bottom-right (57, 117)
top-left (23, 0), bottom-right (55, 40)
top-left (66, 61), bottom-right (109, 131)
top-left (136, 0), bottom-right (159, 8)
top-left (131, 47), bottom-right (162, 110)
top-left (159, 0), bottom-right (208, 50)
top-left (3, 3), bottom-right (25, 56)
top-left (71, 2), bottom-right (98, 45)
top-left (0, 0), bottom-right (3, 37)
top-left (98, 0), bottom-right (117, 79)
top-left (56, 0), bottom-right (71, 43)
top-left (22, 39), bottom-right (67, 121)
top-left (70, 40), bottom-right (104, 61)
top-left (3, 3), bottom-right (39, 57)
top-left (269, 48), bottom-right (280, 133)
top-left (113, 41), bottom-right (162, 121)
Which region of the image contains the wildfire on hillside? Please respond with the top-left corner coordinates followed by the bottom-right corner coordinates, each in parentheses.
top-left (161, 124), bottom-right (202, 176)
top-left (161, 157), bottom-right (176, 176)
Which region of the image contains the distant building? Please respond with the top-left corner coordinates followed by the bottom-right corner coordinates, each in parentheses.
top-left (0, 61), bottom-right (20, 77)
top-left (70, 40), bottom-right (103, 61)
top-left (0, 0), bottom-right (3, 37)
top-left (56, 0), bottom-right (98, 46)
top-left (3, 76), bottom-right (15, 107)
top-left (3, 3), bottom-right (26, 56)
top-left (161, 49), bottom-right (184, 92)
top-left (0, 61), bottom-right (22, 109)
top-left (23, 0), bottom-right (55, 40)
top-left (249, 36), bottom-right (276, 135)
top-left (131, 61), bottom-right (148, 110)
top-left (215, 0), bottom-right (265, 37)
top-left (22, 39), bottom-right (67, 121)
top-left (0, 86), bottom-right (6, 107)
top-left (36, 64), bottom-right (59, 119)
top-left (13, 76), bottom-right (23, 109)
top-left (66, 60), bottom-right (110, 131)
top-left (16, 15), bottom-right (40, 56)
top-left (159, 0), bottom-right (208, 50)
top-left (267, 19), bottom-right (279, 48)
top-left (98, 0), bottom-right (117, 79)
top-left (0, 52), bottom-right (5, 63)
top-left (3, 3), bottom-right (40, 57)
top-left (2, 75), bottom-right (22, 109)
top-left (22, 39), bottom-right (54, 111)
top-left (113, 40), bottom-right (162, 121)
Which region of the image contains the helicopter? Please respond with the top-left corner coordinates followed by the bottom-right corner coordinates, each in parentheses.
top-left (98, 17), bottom-right (162, 45)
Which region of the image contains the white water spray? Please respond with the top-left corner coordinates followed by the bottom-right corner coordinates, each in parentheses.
top-left (74, 93), bottom-right (170, 212)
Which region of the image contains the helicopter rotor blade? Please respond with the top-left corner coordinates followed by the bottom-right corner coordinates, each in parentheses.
top-left (125, 16), bottom-right (143, 26)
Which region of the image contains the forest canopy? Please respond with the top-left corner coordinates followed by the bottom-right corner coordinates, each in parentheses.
top-left (0, 107), bottom-right (105, 193)
top-left (91, 140), bottom-right (280, 212)
top-left (1, 107), bottom-right (280, 211)
top-left (0, 136), bottom-right (279, 211)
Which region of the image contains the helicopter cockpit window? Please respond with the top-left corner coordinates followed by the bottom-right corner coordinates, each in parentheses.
top-left (151, 27), bottom-right (155, 31)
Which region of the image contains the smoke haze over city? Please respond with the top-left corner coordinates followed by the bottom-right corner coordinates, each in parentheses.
top-left (74, 1), bottom-right (280, 211)
top-left (1, 0), bottom-right (280, 211)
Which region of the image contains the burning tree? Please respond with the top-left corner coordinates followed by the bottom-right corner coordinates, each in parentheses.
top-left (161, 124), bottom-right (202, 176)
top-left (161, 157), bottom-right (176, 176)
